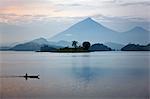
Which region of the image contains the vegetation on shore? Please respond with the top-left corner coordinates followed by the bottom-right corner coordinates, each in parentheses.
top-left (58, 47), bottom-right (88, 52)
top-left (40, 40), bottom-right (113, 52)
top-left (40, 40), bottom-right (150, 52)
top-left (121, 43), bottom-right (150, 51)
top-left (57, 41), bottom-right (92, 52)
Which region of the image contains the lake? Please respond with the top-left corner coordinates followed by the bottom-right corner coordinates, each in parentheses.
top-left (0, 51), bottom-right (149, 99)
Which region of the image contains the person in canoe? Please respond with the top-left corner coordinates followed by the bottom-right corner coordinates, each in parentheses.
top-left (24, 73), bottom-right (40, 80)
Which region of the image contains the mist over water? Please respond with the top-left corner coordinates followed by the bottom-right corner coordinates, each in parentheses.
top-left (0, 51), bottom-right (149, 99)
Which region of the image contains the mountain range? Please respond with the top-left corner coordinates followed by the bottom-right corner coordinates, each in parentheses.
top-left (10, 38), bottom-right (71, 51)
top-left (50, 18), bottom-right (118, 43)
top-left (50, 17), bottom-right (150, 44)
top-left (3, 17), bottom-right (150, 51)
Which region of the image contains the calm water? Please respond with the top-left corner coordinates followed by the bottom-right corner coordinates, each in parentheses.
top-left (0, 51), bottom-right (149, 99)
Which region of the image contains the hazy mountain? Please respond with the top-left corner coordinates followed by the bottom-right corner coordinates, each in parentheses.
top-left (54, 40), bottom-right (72, 47)
top-left (11, 42), bottom-right (41, 51)
top-left (121, 44), bottom-right (150, 51)
top-left (50, 18), bottom-right (150, 45)
top-left (89, 43), bottom-right (111, 51)
top-left (11, 38), bottom-right (61, 51)
top-left (0, 46), bottom-right (11, 51)
top-left (50, 18), bottom-right (118, 43)
top-left (6, 17), bottom-right (150, 51)
top-left (119, 27), bottom-right (150, 44)
top-left (105, 42), bottom-right (124, 50)
top-left (31, 37), bottom-right (50, 45)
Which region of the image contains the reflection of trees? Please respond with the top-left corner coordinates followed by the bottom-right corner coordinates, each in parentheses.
top-left (71, 54), bottom-right (98, 82)
top-left (71, 54), bottom-right (99, 92)
top-left (72, 66), bottom-right (98, 82)
top-left (71, 66), bottom-right (99, 93)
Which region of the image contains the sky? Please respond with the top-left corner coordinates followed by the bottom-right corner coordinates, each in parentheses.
top-left (0, 0), bottom-right (150, 45)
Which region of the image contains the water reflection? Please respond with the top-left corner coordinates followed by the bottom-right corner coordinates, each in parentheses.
top-left (70, 54), bottom-right (100, 91)
top-left (71, 66), bottom-right (99, 82)
top-left (71, 54), bottom-right (97, 83)
top-left (1, 51), bottom-right (149, 99)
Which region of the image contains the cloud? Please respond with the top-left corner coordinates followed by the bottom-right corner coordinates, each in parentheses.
top-left (117, 1), bottom-right (150, 6)
top-left (0, 14), bottom-right (48, 24)
top-left (0, 0), bottom-right (149, 27)
top-left (91, 14), bottom-right (150, 32)
top-left (92, 14), bottom-right (150, 23)
top-left (0, 0), bottom-right (52, 7)
top-left (56, 3), bottom-right (82, 7)
top-left (0, 11), bottom-right (149, 26)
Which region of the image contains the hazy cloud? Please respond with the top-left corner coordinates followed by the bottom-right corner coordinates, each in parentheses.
top-left (92, 14), bottom-right (150, 23)
top-left (0, 0), bottom-right (149, 19)
top-left (118, 1), bottom-right (150, 6)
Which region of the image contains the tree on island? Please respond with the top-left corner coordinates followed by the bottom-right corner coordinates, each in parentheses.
top-left (72, 41), bottom-right (78, 48)
top-left (82, 41), bottom-right (91, 50)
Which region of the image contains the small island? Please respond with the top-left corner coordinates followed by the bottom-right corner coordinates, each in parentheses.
top-left (39, 41), bottom-right (112, 53)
